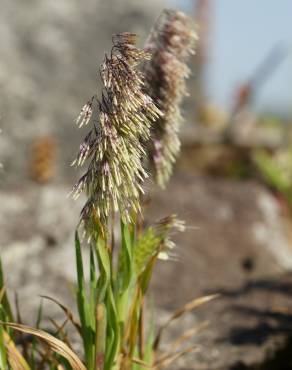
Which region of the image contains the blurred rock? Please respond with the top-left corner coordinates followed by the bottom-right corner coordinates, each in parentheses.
top-left (147, 173), bottom-right (292, 369)
top-left (0, 184), bottom-right (83, 321)
top-left (148, 174), bottom-right (292, 309)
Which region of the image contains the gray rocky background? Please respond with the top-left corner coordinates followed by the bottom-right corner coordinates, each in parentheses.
top-left (1, 1), bottom-right (292, 369)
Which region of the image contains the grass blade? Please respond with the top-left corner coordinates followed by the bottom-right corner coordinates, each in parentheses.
top-left (0, 257), bottom-right (14, 322)
top-left (0, 325), bottom-right (8, 369)
top-left (95, 303), bottom-right (106, 370)
top-left (3, 330), bottom-right (31, 370)
top-left (154, 294), bottom-right (218, 350)
top-left (1, 322), bottom-right (86, 370)
top-left (41, 295), bottom-right (82, 335)
top-left (154, 345), bottom-right (198, 369)
top-left (75, 231), bottom-right (94, 369)
top-left (118, 221), bottom-right (133, 292)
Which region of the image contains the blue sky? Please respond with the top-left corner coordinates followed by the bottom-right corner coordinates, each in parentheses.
top-left (169, 0), bottom-right (292, 114)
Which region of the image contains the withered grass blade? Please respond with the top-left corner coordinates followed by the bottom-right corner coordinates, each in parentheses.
top-left (41, 295), bottom-right (82, 335)
top-left (131, 356), bottom-right (153, 368)
top-left (167, 320), bottom-right (209, 352)
top-left (1, 322), bottom-right (86, 370)
top-left (154, 345), bottom-right (198, 369)
top-left (49, 318), bottom-right (73, 350)
top-left (3, 331), bottom-right (30, 370)
top-left (154, 294), bottom-right (218, 350)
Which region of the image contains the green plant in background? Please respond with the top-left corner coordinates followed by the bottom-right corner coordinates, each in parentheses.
top-left (0, 9), bottom-right (217, 370)
top-left (253, 148), bottom-right (292, 206)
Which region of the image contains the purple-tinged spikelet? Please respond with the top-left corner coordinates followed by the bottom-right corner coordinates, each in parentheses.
top-left (144, 10), bottom-right (197, 188)
top-left (72, 33), bottom-right (162, 233)
top-left (155, 214), bottom-right (185, 260)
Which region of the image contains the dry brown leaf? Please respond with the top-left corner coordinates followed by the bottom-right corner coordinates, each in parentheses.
top-left (1, 322), bottom-right (86, 370)
top-left (3, 331), bottom-right (30, 370)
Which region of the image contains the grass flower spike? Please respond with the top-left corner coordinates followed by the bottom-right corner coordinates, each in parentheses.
top-left (72, 33), bottom-right (162, 230)
top-left (144, 10), bottom-right (197, 187)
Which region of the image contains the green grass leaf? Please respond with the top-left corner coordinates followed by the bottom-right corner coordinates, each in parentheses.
top-left (0, 257), bottom-right (14, 322)
top-left (117, 221), bottom-right (133, 293)
top-left (133, 228), bottom-right (160, 277)
top-left (75, 231), bottom-right (95, 370)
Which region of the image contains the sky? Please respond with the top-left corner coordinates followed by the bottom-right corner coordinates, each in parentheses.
top-left (169, 0), bottom-right (292, 114)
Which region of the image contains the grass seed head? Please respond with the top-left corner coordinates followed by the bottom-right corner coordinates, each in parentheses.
top-left (144, 9), bottom-right (197, 188)
top-left (72, 33), bottom-right (162, 235)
